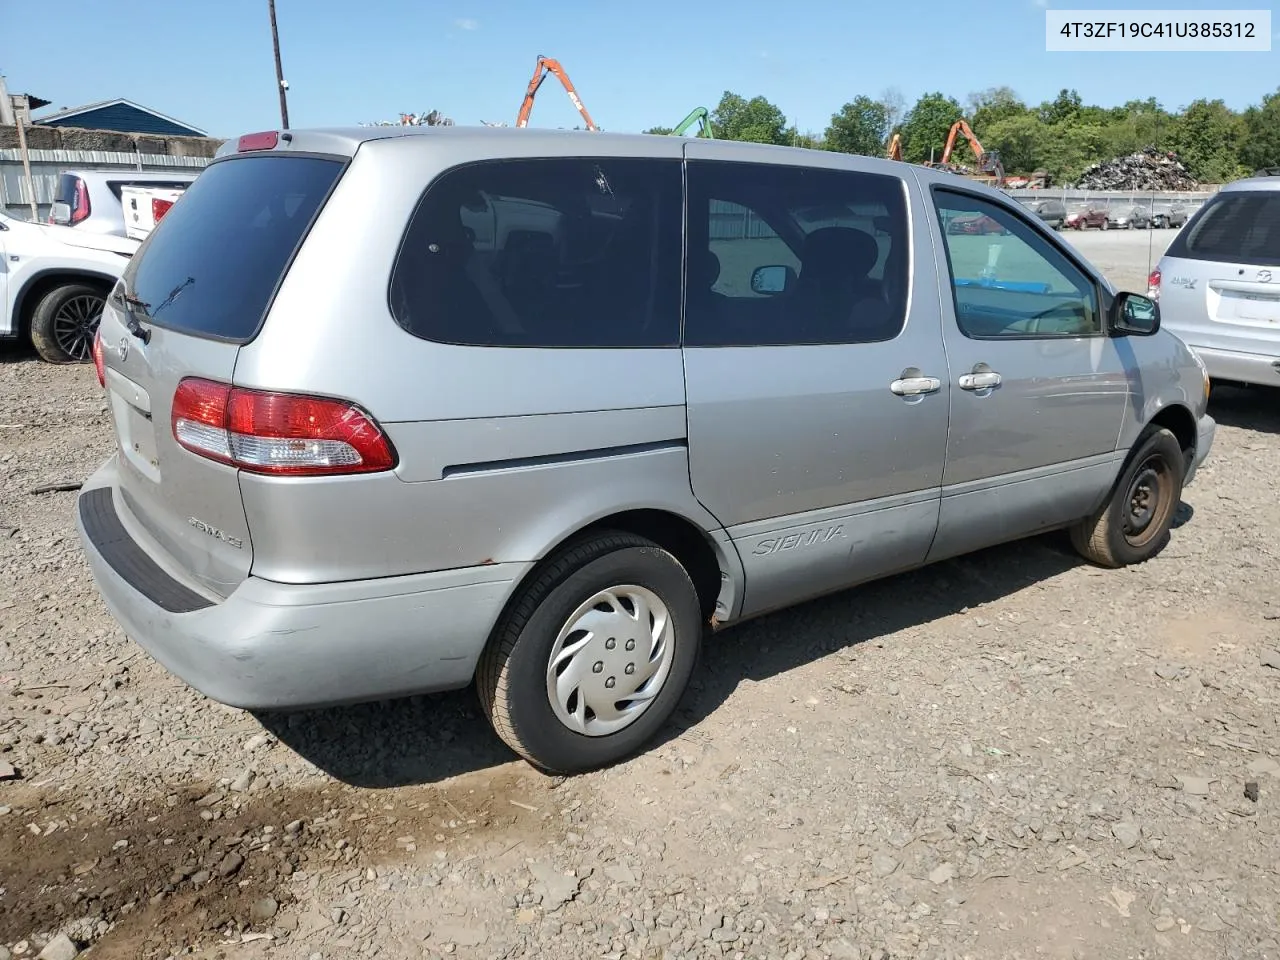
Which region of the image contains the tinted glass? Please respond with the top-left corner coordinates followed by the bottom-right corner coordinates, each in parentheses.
top-left (121, 155), bottom-right (342, 341)
top-left (1166, 191), bottom-right (1280, 267)
top-left (53, 174), bottom-right (78, 206)
top-left (685, 160), bottom-right (909, 346)
top-left (390, 158), bottom-right (681, 347)
top-left (934, 189), bottom-right (1100, 339)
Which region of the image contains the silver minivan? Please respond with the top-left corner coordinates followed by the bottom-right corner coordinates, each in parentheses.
top-left (76, 126), bottom-right (1216, 774)
top-left (1151, 174), bottom-right (1280, 388)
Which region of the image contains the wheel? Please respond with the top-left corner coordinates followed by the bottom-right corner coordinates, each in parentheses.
top-left (476, 531), bottom-right (703, 774)
top-left (1070, 426), bottom-right (1184, 568)
top-left (29, 283), bottom-right (106, 364)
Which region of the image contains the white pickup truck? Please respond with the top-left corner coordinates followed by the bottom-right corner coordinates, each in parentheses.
top-left (120, 184), bottom-right (187, 241)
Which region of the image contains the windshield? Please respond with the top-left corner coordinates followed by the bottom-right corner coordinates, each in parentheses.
top-left (121, 155), bottom-right (343, 341)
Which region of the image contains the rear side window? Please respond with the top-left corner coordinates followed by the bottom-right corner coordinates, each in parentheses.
top-left (390, 158), bottom-right (682, 347)
top-left (122, 155), bottom-right (342, 342)
top-left (1167, 191), bottom-right (1280, 267)
top-left (684, 160), bottom-right (909, 346)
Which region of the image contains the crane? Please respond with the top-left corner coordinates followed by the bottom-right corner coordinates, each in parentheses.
top-left (930, 119), bottom-right (1004, 184)
top-left (669, 106), bottom-right (714, 138)
top-left (886, 132), bottom-right (902, 161)
top-left (515, 55), bottom-right (599, 131)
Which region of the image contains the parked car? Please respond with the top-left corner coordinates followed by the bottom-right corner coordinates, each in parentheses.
top-left (1024, 197), bottom-right (1068, 229)
top-left (1107, 204), bottom-right (1153, 229)
top-left (49, 169), bottom-right (199, 239)
top-left (1151, 202), bottom-right (1189, 229)
top-left (120, 184), bottom-right (187, 241)
top-left (1149, 174), bottom-right (1280, 388)
top-left (1065, 203), bottom-right (1109, 229)
top-left (0, 211), bottom-right (136, 362)
top-left (76, 127), bottom-right (1216, 774)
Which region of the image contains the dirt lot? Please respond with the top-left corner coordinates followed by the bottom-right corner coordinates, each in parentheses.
top-left (2, 228), bottom-right (1279, 960)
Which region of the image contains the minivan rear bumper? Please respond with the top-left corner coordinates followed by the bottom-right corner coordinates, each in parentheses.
top-left (1187, 344), bottom-right (1280, 388)
top-left (75, 455), bottom-right (527, 711)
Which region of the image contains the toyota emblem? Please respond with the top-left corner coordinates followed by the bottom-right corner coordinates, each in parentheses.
top-left (117, 337), bottom-right (130, 362)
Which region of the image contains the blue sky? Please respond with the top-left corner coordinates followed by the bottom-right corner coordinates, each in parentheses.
top-left (5, 0), bottom-right (1276, 138)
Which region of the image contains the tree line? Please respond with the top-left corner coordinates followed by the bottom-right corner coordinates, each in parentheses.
top-left (643, 87), bottom-right (1280, 185)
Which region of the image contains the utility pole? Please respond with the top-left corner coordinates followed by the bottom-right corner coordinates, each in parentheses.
top-left (267, 0), bottom-right (290, 129)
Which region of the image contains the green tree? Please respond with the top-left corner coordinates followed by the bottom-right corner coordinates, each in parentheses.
top-left (1168, 99), bottom-right (1246, 182)
top-left (1103, 97), bottom-right (1172, 156)
top-left (1241, 89), bottom-right (1280, 172)
top-left (1038, 88), bottom-right (1082, 125)
top-left (711, 91), bottom-right (789, 145)
top-left (823, 96), bottom-right (888, 156)
top-left (981, 113), bottom-right (1045, 174)
top-left (643, 125), bottom-right (674, 136)
top-left (899, 91), bottom-right (963, 164)
top-left (968, 86), bottom-right (1027, 132)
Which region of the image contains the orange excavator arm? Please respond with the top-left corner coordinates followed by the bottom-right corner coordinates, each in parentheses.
top-left (886, 132), bottom-right (902, 161)
top-left (515, 55), bottom-right (599, 131)
top-left (939, 119), bottom-right (986, 164)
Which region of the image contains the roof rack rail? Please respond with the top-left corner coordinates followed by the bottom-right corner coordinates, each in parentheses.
top-left (1253, 167), bottom-right (1280, 177)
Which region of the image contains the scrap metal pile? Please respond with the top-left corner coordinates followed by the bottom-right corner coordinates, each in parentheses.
top-left (1073, 147), bottom-right (1199, 191)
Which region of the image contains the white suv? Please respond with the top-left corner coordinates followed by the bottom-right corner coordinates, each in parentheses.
top-left (1150, 174), bottom-right (1280, 388)
top-left (49, 169), bottom-right (199, 239)
top-left (0, 211), bottom-right (136, 363)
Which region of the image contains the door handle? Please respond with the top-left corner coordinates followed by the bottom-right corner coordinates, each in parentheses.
top-left (890, 376), bottom-right (942, 396)
top-left (958, 371), bottom-right (1002, 390)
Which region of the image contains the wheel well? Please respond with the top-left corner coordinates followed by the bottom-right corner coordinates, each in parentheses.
top-left (1148, 403), bottom-right (1197, 470)
top-left (571, 510), bottom-right (724, 622)
top-left (15, 272), bottom-right (115, 340)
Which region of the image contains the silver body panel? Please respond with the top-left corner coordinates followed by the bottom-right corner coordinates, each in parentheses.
top-left (76, 126), bottom-right (1215, 709)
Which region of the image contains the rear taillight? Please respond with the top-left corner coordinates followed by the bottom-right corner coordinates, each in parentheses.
top-left (92, 327), bottom-right (105, 387)
top-left (1147, 268), bottom-right (1161, 301)
top-left (151, 197), bottom-right (175, 222)
top-left (71, 178), bottom-right (91, 225)
top-left (171, 378), bottom-right (397, 476)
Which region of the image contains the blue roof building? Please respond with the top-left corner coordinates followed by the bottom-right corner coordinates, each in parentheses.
top-left (33, 98), bottom-right (208, 138)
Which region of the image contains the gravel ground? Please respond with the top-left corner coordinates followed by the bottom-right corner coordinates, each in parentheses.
top-left (2, 228), bottom-right (1279, 960)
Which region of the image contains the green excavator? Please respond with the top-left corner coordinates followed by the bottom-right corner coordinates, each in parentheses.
top-left (669, 106), bottom-right (714, 138)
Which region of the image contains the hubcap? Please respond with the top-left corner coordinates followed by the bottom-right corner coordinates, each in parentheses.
top-left (545, 585), bottom-right (675, 737)
top-left (52, 294), bottom-right (104, 362)
top-left (1122, 455), bottom-right (1173, 547)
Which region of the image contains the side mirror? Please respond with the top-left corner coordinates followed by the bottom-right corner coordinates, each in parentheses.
top-left (49, 200), bottom-right (72, 225)
top-left (1110, 291), bottom-right (1160, 336)
top-left (751, 264), bottom-right (793, 295)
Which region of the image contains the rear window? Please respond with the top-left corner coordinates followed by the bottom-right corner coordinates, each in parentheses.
top-left (1166, 190), bottom-right (1280, 267)
top-left (389, 157), bottom-right (682, 347)
top-left (121, 155), bottom-right (342, 342)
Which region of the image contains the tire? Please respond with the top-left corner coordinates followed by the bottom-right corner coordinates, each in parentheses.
top-left (476, 531), bottom-right (703, 774)
top-left (1070, 426), bottom-right (1184, 568)
top-left (29, 283), bottom-right (107, 364)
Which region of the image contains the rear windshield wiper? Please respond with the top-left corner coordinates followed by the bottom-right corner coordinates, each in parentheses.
top-left (113, 290), bottom-right (154, 344)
